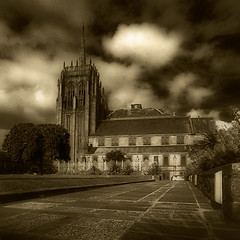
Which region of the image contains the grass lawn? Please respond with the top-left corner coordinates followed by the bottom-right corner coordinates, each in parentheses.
top-left (0, 174), bottom-right (152, 195)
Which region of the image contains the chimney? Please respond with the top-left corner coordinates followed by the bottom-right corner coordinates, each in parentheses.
top-left (131, 104), bottom-right (142, 110)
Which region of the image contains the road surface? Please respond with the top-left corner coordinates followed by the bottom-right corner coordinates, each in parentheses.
top-left (0, 181), bottom-right (239, 240)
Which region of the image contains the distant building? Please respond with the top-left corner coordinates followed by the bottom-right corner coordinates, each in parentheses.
top-left (56, 27), bottom-right (215, 178)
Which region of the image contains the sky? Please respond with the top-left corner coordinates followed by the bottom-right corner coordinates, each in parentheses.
top-left (0, 0), bottom-right (240, 147)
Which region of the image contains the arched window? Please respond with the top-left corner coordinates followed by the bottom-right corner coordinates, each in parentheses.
top-left (66, 82), bottom-right (75, 107)
top-left (79, 82), bottom-right (86, 106)
top-left (92, 78), bottom-right (95, 95)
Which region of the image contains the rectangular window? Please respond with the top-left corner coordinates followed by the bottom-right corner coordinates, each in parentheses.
top-left (163, 156), bottom-right (169, 166)
top-left (154, 156), bottom-right (158, 165)
top-left (112, 138), bottom-right (118, 146)
top-left (98, 138), bottom-right (105, 146)
top-left (66, 115), bottom-right (70, 132)
top-left (129, 137), bottom-right (136, 146)
top-left (181, 156), bottom-right (187, 166)
top-left (143, 137), bottom-right (151, 145)
top-left (177, 136), bottom-right (185, 144)
top-left (162, 136), bottom-right (169, 145)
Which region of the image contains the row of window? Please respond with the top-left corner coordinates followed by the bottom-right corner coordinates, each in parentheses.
top-left (153, 155), bottom-right (187, 167)
top-left (64, 80), bottom-right (96, 108)
top-left (97, 135), bottom-right (185, 146)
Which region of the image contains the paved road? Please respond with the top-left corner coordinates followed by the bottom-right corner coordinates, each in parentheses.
top-left (0, 181), bottom-right (239, 240)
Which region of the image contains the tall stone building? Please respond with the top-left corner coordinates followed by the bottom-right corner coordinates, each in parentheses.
top-left (56, 27), bottom-right (215, 178)
top-left (56, 26), bottom-right (107, 166)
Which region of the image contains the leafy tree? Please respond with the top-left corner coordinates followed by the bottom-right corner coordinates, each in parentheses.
top-left (106, 150), bottom-right (125, 175)
top-left (187, 119), bottom-right (240, 174)
top-left (39, 124), bottom-right (70, 162)
top-left (106, 150), bottom-right (125, 162)
top-left (2, 123), bottom-right (40, 173)
top-left (2, 123), bottom-right (70, 174)
top-left (22, 125), bottom-right (43, 173)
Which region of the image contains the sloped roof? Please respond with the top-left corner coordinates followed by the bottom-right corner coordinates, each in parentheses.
top-left (107, 108), bottom-right (170, 119)
top-left (93, 146), bottom-right (189, 154)
top-left (93, 117), bottom-right (192, 136)
top-left (191, 118), bottom-right (215, 133)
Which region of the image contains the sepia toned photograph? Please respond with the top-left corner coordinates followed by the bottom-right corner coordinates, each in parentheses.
top-left (0, 0), bottom-right (240, 239)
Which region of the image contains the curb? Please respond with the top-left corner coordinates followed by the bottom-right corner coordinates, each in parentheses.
top-left (0, 179), bottom-right (155, 204)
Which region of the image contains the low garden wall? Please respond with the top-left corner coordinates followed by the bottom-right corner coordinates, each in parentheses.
top-left (189, 163), bottom-right (240, 222)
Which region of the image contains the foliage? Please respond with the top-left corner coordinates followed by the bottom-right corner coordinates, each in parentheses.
top-left (39, 124), bottom-right (70, 162)
top-left (121, 164), bottom-right (133, 175)
top-left (105, 150), bottom-right (125, 162)
top-left (2, 123), bottom-right (41, 173)
top-left (147, 163), bottom-right (162, 175)
top-left (88, 165), bottom-right (102, 175)
top-left (187, 120), bottom-right (240, 174)
top-left (105, 150), bottom-right (125, 174)
top-left (108, 160), bottom-right (122, 175)
top-left (2, 123), bottom-right (70, 174)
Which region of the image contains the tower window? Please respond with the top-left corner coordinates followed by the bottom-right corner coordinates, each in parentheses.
top-left (66, 115), bottom-right (70, 132)
top-left (92, 78), bottom-right (95, 95)
top-left (79, 82), bottom-right (86, 106)
top-left (66, 83), bottom-right (75, 107)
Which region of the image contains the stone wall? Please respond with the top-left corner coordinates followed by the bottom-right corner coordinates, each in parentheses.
top-left (189, 163), bottom-right (240, 221)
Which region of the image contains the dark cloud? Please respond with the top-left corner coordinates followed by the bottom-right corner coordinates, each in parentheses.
top-left (187, 0), bottom-right (218, 24)
top-left (0, 108), bottom-right (55, 130)
top-left (1, 0), bottom-right (240, 147)
top-left (213, 33), bottom-right (240, 53)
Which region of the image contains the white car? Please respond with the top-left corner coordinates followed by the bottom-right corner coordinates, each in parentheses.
top-left (172, 175), bottom-right (184, 181)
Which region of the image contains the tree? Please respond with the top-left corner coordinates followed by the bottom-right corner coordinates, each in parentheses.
top-left (2, 123), bottom-right (40, 173)
top-left (2, 123), bottom-right (70, 174)
top-left (106, 150), bottom-right (125, 162)
top-left (106, 150), bottom-right (125, 174)
top-left (187, 121), bottom-right (240, 174)
top-left (39, 124), bottom-right (70, 161)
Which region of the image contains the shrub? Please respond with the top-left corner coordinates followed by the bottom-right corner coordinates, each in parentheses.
top-left (147, 164), bottom-right (162, 175)
top-left (121, 164), bottom-right (133, 175)
top-left (89, 165), bottom-right (102, 175)
top-left (108, 161), bottom-right (121, 175)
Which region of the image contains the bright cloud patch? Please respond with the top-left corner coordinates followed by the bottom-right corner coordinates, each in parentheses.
top-left (215, 120), bottom-right (232, 130)
top-left (187, 109), bottom-right (220, 119)
top-left (0, 49), bottom-right (62, 127)
top-left (168, 73), bottom-right (196, 96)
top-left (94, 58), bottom-right (161, 109)
top-left (103, 23), bottom-right (182, 67)
top-left (167, 73), bottom-right (213, 105)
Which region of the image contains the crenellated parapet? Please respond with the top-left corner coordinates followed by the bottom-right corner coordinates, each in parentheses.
top-left (61, 59), bottom-right (100, 78)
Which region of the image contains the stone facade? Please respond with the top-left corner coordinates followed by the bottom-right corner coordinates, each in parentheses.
top-left (56, 28), bottom-right (215, 179)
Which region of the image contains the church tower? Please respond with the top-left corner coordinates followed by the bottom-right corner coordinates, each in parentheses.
top-left (56, 25), bottom-right (107, 163)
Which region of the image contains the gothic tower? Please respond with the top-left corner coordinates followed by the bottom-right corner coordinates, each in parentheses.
top-left (56, 25), bottom-right (107, 163)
